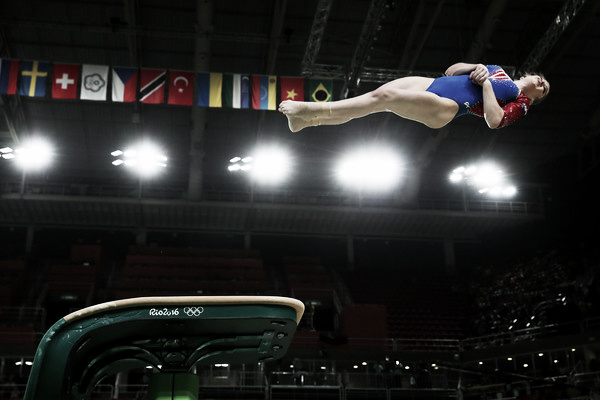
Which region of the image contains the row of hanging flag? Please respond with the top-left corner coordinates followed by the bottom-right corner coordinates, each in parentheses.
top-left (0, 59), bottom-right (334, 109)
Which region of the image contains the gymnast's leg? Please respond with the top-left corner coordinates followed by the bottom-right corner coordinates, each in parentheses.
top-left (278, 77), bottom-right (459, 132)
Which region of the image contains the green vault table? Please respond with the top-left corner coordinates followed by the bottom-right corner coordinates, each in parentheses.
top-left (23, 296), bottom-right (305, 400)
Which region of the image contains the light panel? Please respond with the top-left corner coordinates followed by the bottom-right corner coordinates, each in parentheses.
top-left (449, 162), bottom-right (517, 198)
top-left (111, 141), bottom-right (167, 177)
top-left (228, 145), bottom-right (292, 186)
top-left (6, 138), bottom-right (55, 171)
top-left (334, 145), bottom-right (403, 192)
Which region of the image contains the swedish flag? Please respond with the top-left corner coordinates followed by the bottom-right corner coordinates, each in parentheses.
top-left (19, 60), bottom-right (49, 97)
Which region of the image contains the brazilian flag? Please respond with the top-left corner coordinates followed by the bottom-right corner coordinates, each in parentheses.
top-left (308, 78), bottom-right (333, 102)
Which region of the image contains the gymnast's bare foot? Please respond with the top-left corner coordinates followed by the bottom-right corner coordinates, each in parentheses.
top-left (287, 116), bottom-right (314, 132)
top-left (279, 100), bottom-right (315, 132)
top-left (279, 100), bottom-right (311, 118)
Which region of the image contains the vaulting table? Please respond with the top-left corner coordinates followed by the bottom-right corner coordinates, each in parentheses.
top-left (23, 296), bottom-right (305, 400)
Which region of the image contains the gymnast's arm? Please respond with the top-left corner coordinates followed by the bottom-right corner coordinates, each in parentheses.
top-left (445, 63), bottom-right (490, 85)
top-left (444, 62), bottom-right (484, 76)
top-left (447, 63), bottom-right (506, 128)
top-left (480, 80), bottom-right (505, 129)
top-left (445, 63), bottom-right (476, 76)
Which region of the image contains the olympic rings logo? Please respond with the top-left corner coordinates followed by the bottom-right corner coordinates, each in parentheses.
top-left (183, 306), bottom-right (204, 317)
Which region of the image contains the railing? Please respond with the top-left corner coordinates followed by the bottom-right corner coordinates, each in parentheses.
top-left (0, 383), bottom-right (27, 400)
top-left (290, 334), bottom-right (462, 352)
top-left (86, 371), bottom-right (268, 399)
top-left (270, 371), bottom-right (340, 386)
top-left (460, 319), bottom-right (586, 351)
top-left (84, 380), bottom-right (458, 400)
top-left (0, 307), bottom-right (46, 327)
top-left (196, 370), bottom-right (266, 388)
top-left (1, 313), bottom-right (596, 356)
top-left (0, 180), bottom-right (542, 216)
top-left (4, 364), bottom-right (600, 400)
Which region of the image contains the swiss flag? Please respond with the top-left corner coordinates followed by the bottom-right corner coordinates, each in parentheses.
top-left (168, 70), bottom-right (194, 106)
top-left (52, 63), bottom-right (79, 99)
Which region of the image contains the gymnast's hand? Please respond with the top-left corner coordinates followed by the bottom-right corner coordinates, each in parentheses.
top-left (469, 64), bottom-right (489, 86)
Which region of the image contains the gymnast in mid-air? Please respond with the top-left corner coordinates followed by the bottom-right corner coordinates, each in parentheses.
top-left (278, 63), bottom-right (549, 132)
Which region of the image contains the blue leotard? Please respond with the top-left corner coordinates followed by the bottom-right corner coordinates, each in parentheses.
top-left (426, 65), bottom-right (530, 128)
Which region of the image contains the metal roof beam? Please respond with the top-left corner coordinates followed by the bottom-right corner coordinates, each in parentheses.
top-left (265, 0), bottom-right (287, 73)
top-left (187, 0), bottom-right (213, 201)
top-left (305, 64), bottom-right (441, 82)
top-left (464, 0), bottom-right (509, 63)
top-left (341, 0), bottom-right (389, 98)
top-left (123, 0), bottom-right (140, 67)
top-left (300, 0), bottom-right (334, 75)
top-left (517, 0), bottom-right (587, 76)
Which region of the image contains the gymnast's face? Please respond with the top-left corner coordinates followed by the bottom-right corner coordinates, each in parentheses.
top-left (519, 74), bottom-right (550, 103)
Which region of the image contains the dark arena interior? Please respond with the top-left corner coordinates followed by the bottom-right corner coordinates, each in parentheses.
top-left (1, 1), bottom-right (600, 399)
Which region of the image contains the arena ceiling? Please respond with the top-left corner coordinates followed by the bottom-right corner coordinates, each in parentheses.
top-left (0, 0), bottom-right (599, 242)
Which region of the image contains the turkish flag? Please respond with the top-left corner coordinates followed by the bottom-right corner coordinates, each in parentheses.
top-left (168, 70), bottom-right (194, 106)
top-left (52, 63), bottom-right (79, 99)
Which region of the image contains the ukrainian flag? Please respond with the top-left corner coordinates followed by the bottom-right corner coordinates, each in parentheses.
top-left (197, 72), bottom-right (222, 107)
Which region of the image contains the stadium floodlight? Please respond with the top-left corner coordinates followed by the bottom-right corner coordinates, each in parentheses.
top-left (2, 138), bottom-right (54, 171)
top-left (228, 145), bottom-right (292, 186)
top-left (449, 162), bottom-right (517, 198)
top-left (228, 156), bottom-right (254, 172)
top-left (251, 145), bottom-right (292, 185)
top-left (334, 145), bottom-right (403, 192)
top-left (1, 138), bottom-right (55, 195)
top-left (111, 141), bottom-right (167, 178)
top-left (1, 147), bottom-right (15, 159)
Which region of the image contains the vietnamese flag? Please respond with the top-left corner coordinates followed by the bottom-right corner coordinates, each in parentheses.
top-left (280, 77), bottom-right (304, 102)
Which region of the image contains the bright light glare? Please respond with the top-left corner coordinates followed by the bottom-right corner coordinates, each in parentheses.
top-left (503, 185), bottom-right (517, 197)
top-left (111, 141), bottom-right (167, 177)
top-left (471, 163), bottom-right (503, 187)
top-left (13, 138), bottom-right (54, 171)
top-left (251, 146), bottom-right (292, 185)
top-left (228, 155), bottom-right (254, 172)
top-left (335, 146), bottom-right (402, 191)
top-left (450, 162), bottom-right (517, 198)
top-left (449, 172), bottom-right (463, 183)
top-left (489, 186), bottom-right (503, 197)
